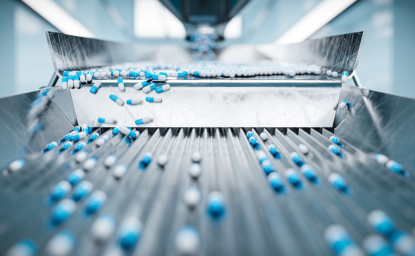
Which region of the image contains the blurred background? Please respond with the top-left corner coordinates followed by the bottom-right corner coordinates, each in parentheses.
top-left (0, 0), bottom-right (414, 98)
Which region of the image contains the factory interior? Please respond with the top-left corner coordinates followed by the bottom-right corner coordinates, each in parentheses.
top-left (0, 0), bottom-right (415, 255)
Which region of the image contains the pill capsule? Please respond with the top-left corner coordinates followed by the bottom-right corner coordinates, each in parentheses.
top-left (83, 158), bottom-right (97, 171)
top-left (85, 190), bottom-right (106, 214)
top-left (90, 81), bottom-right (102, 94)
top-left (51, 180), bottom-right (71, 201)
top-left (75, 142), bottom-right (86, 152)
top-left (338, 100), bottom-right (348, 109)
top-left (70, 132), bottom-right (86, 141)
top-left (327, 70), bottom-right (332, 76)
top-left (207, 191), bottom-right (225, 219)
top-left (46, 141), bottom-right (58, 151)
top-left (63, 71), bottom-right (70, 76)
top-left (268, 144), bottom-right (280, 157)
top-left (249, 137), bottom-right (257, 146)
top-left (45, 231), bottom-right (76, 256)
top-left (73, 75), bottom-right (80, 89)
top-left (51, 199), bottom-right (76, 224)
top-left (246, 131), bottom-right (253, 138)
top-left (86, 72), bottom-right (92, 83)
top-left (390, 231), bottom-right (415, 256)
top-left (98, 117), bottom-right (116, 124)
top-left (325, 225), bottom-right (354, 255)
top-left (79, 73), bottom-right (86, 84)
top-left (75, 151), bottom-right (88, 163)
top-left (268, 172), bottom-right (284, 192)
top-left (367, 210), bottom-right (395, 236)
top-left (261, 160), bottom-right (274, 175)
top-left (191, 151), bottom-right (202, 162)
top-left (374, 154), bottom-right (389, 165)
top-left (184, 186), bottom-right (201, 208)
top-left (73, 126), bottom-right (80, 132)
top-left (155, 84), bottom-right (170, 93)
top-left (81, 123), bottom-right (88, 135)
top-left (285, 169), bottom-right (301, 187)
top-left (152, 74), bottom-right (167, 81)
top-left (120, 70), bottom-right (128, 77)
top-left (146, 96), bottom-right (162, 103)
top-left (175, 226), bottom-right (200, 256)
top-left (127, 99), bottom-right (142, 105)
top-left (61, 141), bottom-right (73, 151)
top-left (298, 144), bottom-right (309, 155)
top-left (91, 215), bottom-right (116, 243)
top-left (117, 77), bottom-right (125, 91)
top-left (112, 70), bottom-right (119, 76)
top-left (363, 235), bottom-right (394, 256)
top-left (142, 83), bottom-right (156, 93)
top-left (139, 153), bottom-right (152, 168)
top-left (329, 173), bottom-right (348, 192)
top-left (256, 150), bottom-right (268, 164)
top-left (67, 169), bottom-right (84, 186)
top-left (259, 132), bottom-right (268, 141)
top-left (118, 217), bottom-right (142, 250)
top-left (329, 145), bottom-right (341, 156)
top-left (135, 117), bottom-right (153, 125)
top-left (72, 180), bottom-right (93, 201)
top-left (111, 127), bottom-right (119, 135)
top-left (62, 77), bottom-right (68, 90)
top-left (63, 134), bottom-right (71, 141)
top-left (332, 71), bottom-right (338, 77)
top-left (104, 155), bottom-right (117, 168)
top-left (110, 94), bottom-right (124, 106)
top-left (96, 138), bottom-right (107, 147)
top-left (386, 160), bottom-right (404, 175)
top-left (113, 164), bottom-right (127, 179)
top-left (300, 164), bottom-right (317, 182)
top-left (189, 163), bottom-right (202, 179)
top-left (330, 136), bottom-right (339, 145)
top-left (341, 71), bottom-right (349, 83)
top-left (68, 75), bottom-right (74, 88)
top-left (90, 133), bottom-right (99, 141)
top-left (170, 71), bottom-right (179, 77)
top-left (290, 152), bottom-right (303, 166)
top-left (120, 126), bottom-right (138, 138)
top-left (5, 240), bottom-right (37, 256)
top-left (133, 80), bottom-right (147, 90)
top-left (157, 154), bottom-right (169, 166)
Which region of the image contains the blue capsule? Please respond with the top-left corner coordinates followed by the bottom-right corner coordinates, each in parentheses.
top-left (72, 180), bottom-right (93, 201)
top-left (67, 169), bottom-right (84, 186)
top-left (6, 240), bottom-right (37, 256)
top-left (261, 160), bottom-right (274, 175)
top-left (63, 71), bottom-right (70, 76)
top-left (155, 84), bottom-right (170, 93)
top-left (268, 172), bottom-right (284, 192)
top-left (290, 152), bottom-right (303, 167)
top-left (139, 153), bottom-right (152, 168)
top-left (85, 190), bottom-right (107, 214)
top-left (142, 83), bottom-right (156, 93)
top-left (329, 145), bottom-right (341, 155)
top-left (246, 131), bottom-right (253, 139)
top-left (75, 142), bottom-right (86, 152)
top-left (249, 137), bottom-right (257, 146)
top-left (71, 132), bottom-right (86, 141)
top-left (255, 150), bottom-right (268, 164)
top-left (145, 96), bottom-right (162, 103)
top-left (129, 71), bottom-right (138, 77)
top-left (135, 117), bottom-right (153, 125)
top-left (118, 218), bottom-right (142, 250)
top-left (113, 127), bottom-right (120, 135)
top-left (330, 136), bottom-right (339, 145)
top-left (51, 180), bottom-right (71, 201)
top-left (389, 231), bottom-right (415, 255)
top-left (63, 133), bottom-right (71, 141)
top-left (339, 99), bottom-right (348, 109)
top-left (285, 169), bottom-right (301, 188)
top-left (268, 144), bottom-right (281, 159)
top-left (300, 164), bottom-right (317, 183)
top-left (110, 94), bottom-right (124, 106)
top-left (74, 126), bottom-right (80, 132)
top-left (329, 173), bottom-right (348, 192)
top-left (325, 225), bottom-right (355, 255)
top-left (51, 199), bottom-right (76, 224)
top-left (46, 141), bottom-right (58, 151)
top-left (367, 210), bottom-right (395, 236)
top-left (363, 235), bottom-right (395, 256)
top-left (90, 133), bottom-right (99, 141)
top-left (386, 160), bottom-right (404, 175)
top-left (207, 191), bottom-right (225, 219)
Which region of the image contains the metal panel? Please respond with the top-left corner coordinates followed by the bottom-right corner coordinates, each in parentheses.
top-left (70, 80), bottom-right (341, 127)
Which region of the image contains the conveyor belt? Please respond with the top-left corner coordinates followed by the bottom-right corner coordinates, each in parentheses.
top-left (1, 127), bottom-right (414, 255)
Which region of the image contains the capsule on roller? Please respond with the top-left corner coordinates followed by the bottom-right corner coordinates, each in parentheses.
top-left (51, 199), bottom-right (76, 224)
top-left (45, 231), bottom-right (76, 256)
top-left (70, 132), bottom-right (86, 141)
top-left (120, 127), bottom-right (139, 138)
top-left (67, 169), bottom-right (84, 186)
top-left (118, 218), bottom-right (142, 250)
top-left (91, 215), bottom-right (116, 243)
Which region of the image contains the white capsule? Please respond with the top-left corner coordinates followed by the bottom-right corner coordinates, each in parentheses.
top-left (374, 154), bottom-right (389, 165)
top-left (191, 151), bottom-right (202, 163)
top-left (74, 79), bottom-right (80, 89)
top-left (127, 98), bottom-right (142, 105)
top-left (184, 186), bottom-right (201, 208)
top-left (91, 215), bottom-right (117, 243)
top-left (75, 151), bottom-right (88, 163)
top-left (298, 144), bottom-right (309, 155)
top-left (332, 71), bottom-right (338, 77)
top-left (175, 226), bottom-right (200, 256)
top-left (104, 155), bottom-right (117, 168)
top-left (327, 70), bottom-right (332, 76)
top-left (46, 231), bottom-right (75, 256)
top-left (189, 163), bottom-right (202, 179)
top-left (260, 132), bottom-right (268, 141)
top-left (5, 240), bottom-right (37, 256)
top-left (86, 73), bottom-right (92, 82)
top-left (120, 71), bottom-right (128, 76)
top-left (79, 74), bottom-right (86, 83)
top-left (96, 138), bottom-right (106, 147)
top-left (154, 75), bottom-right (167, 81)
top-left (113, 164), bottom-right (127, 179)
top-left (83, 158), bottom-right (97, 171)
top-left (338, 100), bottom-right (347, 110)
top-left (157, 154), bottom-right (169, 166)
top-left (155, 84), bottom-right (170, 94)
top-left (8, 159), bottom-right (25, 172)
top-left (170, 72), bottom-right (178, 77)
top-left (68, 79), bottom-right (74, 89)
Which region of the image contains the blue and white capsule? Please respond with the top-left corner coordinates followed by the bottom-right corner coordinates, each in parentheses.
top-left (110, 94), bottom-right (124, 106)
top-left (104, 155), bottom-right (117, 168)
top-left (61, 141), bottom-right (73, 152)
top-left (118, 217), bottom-right (142, 250)
top-left (85, 190), bottom-right (107, 213)
top-left (386, 160), bottom-right (404, 175)
top-left (207, 191), bottom-right (225, 219)
top-left (339, 100), bottom-right (348, 109)
top-left (285, 169), bottom-right (301, 187)
top-left (51, 199), bottom-right (76, 224)
top-left (120, 126), bottom-right (139, 138)
top-left (255, 150), bottom-right (268, 164)
top-left (46, 231), bottom-right (76, 256)
top-left (329, 145), bottom-right (341, 156)
top-left (175, 226), bottom-right (200, 256)
top-left (86, 72), bottom-right (93, 83)
top-left (324, 225), bottom-right (359, 255)
top-left (70, 132), bottom-right (86, 141)
top-left (341, 71), bottom-right (349, 83)
top-left (5, 240), bottom-right (37, 256)
top-left (133, 80), bottom-right (148, 90)
top-left (90, 81), bottom-right (101, 94)
top-left (135, 117), bottom-right (153, 125)
top-left (367, 210), bottom-right (395, 236)
top-left (87, 118), bottom-right (94, 133)
top-left (82, 123), bottom-right (88, 135)
top-left (79, 72), bottom-right (86, 84)
top-left (300, 164), bottom-right (317, 182)
top-left (83, 158), bottom-right (97, 171)
top-left (73, 75), bottom-right (80, 89)
top-left (249, 137), bottom-right (257, 146)
top-left (98, 117), bottom-right (116, 124)
top-left (390, 231), bottom-right (415, 256)
top-left (145, 96), bottom-right (162, 103)
top-left (329, 173), bottom-right (348, 192)
top-left (290, 152), bottom-right (303, 166)
top-left (363, 235), bottom-right (395, 256)
top-left (246, 131), bottom-right (253, 139)
top-left (298, 144), bottom-right (309, 155)
top-left (117, 77), bottom-right (124, 91)
top-left (96, 134), bottom-right (110, 147)
top-left (75, 150), bottom-right (88, 162)
top-left (374, 153), bottom-right (389, 165)
top-left (127, 99), bottom-right (142, 105)
top-left (261, 160), bottom-right (274, 175)
top-left (140, 152), bottom-right (152, 168)
top-left (72, 180), bottom-right (93, 201)
top-left (46, 141), bottom-right (58, 151)
top-left (91, 215), bottom-right (116, 243)
top-left (142, 83), bottom-right (156, 94)
top-left (68, 75), bottom-right (74, 88)
top-left (268, 172), bottom-right (284, 192)
top-left (269, 144), bottom-right (281, 158)
top-left (155, 84), bottom-right (170, 93)
top-left (330, 136), bottom-right (340, 145)
top-left (73, 126), bottom-right (80, 132)
top-left (63, 71), bottom-right (70, 76)
top-left (90, 133), bottom-right (99, 141)
top-left (67, 169), bottom-right (84, 186)
top-left (151, 74), bottom-right (167, 81)
top-left (113, 127), bottom-right (120, 135)
top-left (62, 77), bottom-right (68, 90)
top-left (50, 180), bottom-right (71, 201)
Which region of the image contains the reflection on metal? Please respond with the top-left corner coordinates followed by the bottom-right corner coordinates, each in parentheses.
top-left (334, 84), bottom-right (415, 172)
top-left (352, 72), bottom-right (362, 88)
top-left (70, 82), bottom-right (341, 128)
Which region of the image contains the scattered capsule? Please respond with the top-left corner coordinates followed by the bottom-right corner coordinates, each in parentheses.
top-left (91, 215), bottom-right (117, 243)
top-left (184, 186), bottom-right (201, 209)
top-left (51, 180), bottom-right (71, 201)
top-left (327, 70), bottom-right (332, 76)
top-left (330, 136), bottom-right (340, 145)
top-left (191, 151), bottom-right (202, 162)
top-left (189, 163), bottom-right (202, 179)
top-left (298, 144), bottom-right (309, 155)
top-left (68, 75), bottom-right (74, 88)
top-left (363, 235), bottom-right (395, 256)
top-left (260, 132), bottom-right (268, 141)
top-left (90, 81), bottom-right (102, 94)
top-left (332, 71), bottom-right (338, 77)
top-left (329, 145), bottom-right (341, 156)
top-left (61, 141), bottom-right (73, 152)
top-left (72, 180), bottom-right (93, 201)
top-left (51, 199), bottom-right (76, 224)
top-left (255, 150), bottom-right (268, 164)
top-left (70, 132), bottom-right (86, 141)
top-left (120, 127), bottom-right (139, 138)
top-left (90, 133), bottom-right (99, 141)
top-left (45, 141), bottom-right (58, 152)
top-left (62, 77), bottom-right (68, 90)
top-left (133, 80), bottom-right (147, 90)
top-left (157, 154), bottom-right (169, 167)
top-left (5, 240), bottom-right (37, 256)
top-left (105, 155), bottom-right (117, 168)
top-left (367, 210), bottom-right (395, 236)
top-left (246, 131), bottom-right (253, 139)
top-left (155, 84), bottom-right (170, 93)
top-left (374, 154), bottom-right (389, 165)
top-left (146, 96), bottom-right (162, 103)
top-left (290, 152), bottom-right (303, 166)
top-left (67, 169), bottom-right (84, 186)
top-left (75, 151), bottom-right (88, 163)
top-left (45, 231), bottom-right (75, 256)
top-left (140, 153), bottom-right (152, 168)
top-left (341, 71), bottom-right (349, 83)
top-left (85, 190), bottom-right (107, 213)
top-left (300, 164), bottom-right (317, 182)
top-left (386, 160), bottom-right (404, 175)
top-left (152, 74), bottom-right (167, 81)
top-left (113, 164), bottom-right (127, 179)
top-left (142, 83), bottom-right (156, 93)
top-left (261, 160), bottom-right (274, 175)
top-left (325, 225), bottom-right (364, 256)
top-left (118, 218), bottom-right (142, 250)
top-left (110, 94), bottom-right (124, 106)
top-left (113, 127), bottom-right (119, 135)
top-left (249, 137), bottom-right (257, 146)
top-left (390, 231), bottom-right (415, 256)
top-left (8, 159), bottom-right (25, 173)
top-left (329, 173), bottom-right (348, 192)
top-left (83, 158), bottom-right (97, 171)
top-left (285, 169), bottom-right (301, 187)
top-left (207, 191), bottom-right (225, 219)
top-left (175, 226), bottom-right (200, 256)
top-left (98, 117), bottom-right (116, 124)
top-left (127, 99), bottom-right (143, 105)
top-left (338, 100), bottom-right (348, 109)
top-left (118, 77), bottom-right (125, 91)
top-left (135, 117), bottom-right (153, 125)
top-left (268, 172), bottom-right (284, 192)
